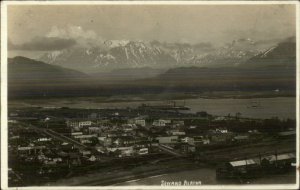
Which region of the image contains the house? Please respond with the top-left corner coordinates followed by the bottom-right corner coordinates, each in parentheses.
top-left (74, 134), bottom-right (97, 144)
top-left (123, 124), bottom-right (135, 132)
top-left (181, 137), bottom-right (195, 145)
top-left (133, 138), bottom-right (151, 149)
top-left (95, 145), bottom-right (106, 153)
top-left (215, 128), bottom-right (228, 133)
top-left (138, 148), bottom-right (149, 155)
top-left (229, 159), bottom-right (257, 168)
top-left (78, 120), bottom-right (92, 127)
top-left (210, 132), bottom-right (234, 144)
top-left (113, 136), bottom-right (136, 147)
top-left (113, 138), bottom-right (124, 146)
top-left (37, 137), bottom-right (52, 142)
top-left (98, 136), bottom-right (106, 142)
top-left (153, 119), bottom-right (171, 127)
top-left (8, 120), bottom-right (18, 123)
top-left (173, 120), bottom-right (185, 126)
top-left (193, 136), bottom-right (210, 145)
top-left (107, 146), bottom-right (134, 157)
top-left (43, 157), bottom-right (63, 165)
top-left (167, 129), bottom-right (186, 136)
top-left (128, 118), bottom-right (146, 127)
top-left (88, 127), bottom-right (101, 134)
top-left (103, 137), bottom-right (113, 147)
top-left (88, 155), bottom-right (97, 162)
top-left (67, 120), bottom-right (92, 129)
top-left (180, 143), bottom-right (196, 154)
top-left (135, 119), bottom-right (146, 127)
top-left (79, 150), bottom-right (91, 156)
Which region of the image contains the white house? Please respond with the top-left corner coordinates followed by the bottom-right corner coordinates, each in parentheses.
top-left (153, 119), bottom-right (171, 127)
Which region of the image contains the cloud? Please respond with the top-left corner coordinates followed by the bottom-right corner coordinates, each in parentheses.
top-left (8, 25), bottom-right (106, 52)
top-left (8, 37), bottom-right (76, 51)
top-left (46, 25), bottom-right (105, 48)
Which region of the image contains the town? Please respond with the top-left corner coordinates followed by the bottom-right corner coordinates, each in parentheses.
top-left (8, 102), bottom-right (296, 186)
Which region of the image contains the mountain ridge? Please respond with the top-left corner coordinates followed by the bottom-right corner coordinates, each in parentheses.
top-left (39, 37), bottom-right (288, 73)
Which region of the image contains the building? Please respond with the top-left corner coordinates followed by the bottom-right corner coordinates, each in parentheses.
top-left (210, 132), bottom-right (234, 144)
top-left (261, 153), bottom-right (296, 171)
top-left (73, 134), bottom-right (97, 139)
top-left (215, 128), bottom-right (228, 133)
top-left (37, 137), bottom-right (52, 142)
top-left (73, 134), bottom-right (97, 144)
top-left (180, 143), bottom-right (196, 154)
top-left (181, 137), bottom-right (195, 145)
top-left (113, 136), bottom-right (136, 147)
top-left (153, 119), bottom-right (171, 127)
top-left (193, 136), bottom-right (210, 145)
top-left (168, 130), bottom-right (186, 136)
top-left (173, 120), bottom-right (185, 126)
top-left (233, 135), bottom-right (249, 142)
top-left (138, 148), bottom-right (149, 155)
top-left (79, 150), bottom-right (91, 156)
top-left (156, 136), bottom-right (178, 144)
top-left (217, 159), bottom-right (260, 179)
top-left (107, 146), bottom-right (134, 157)
top-left (88, 127), bottom-right (101, 134)
top-left (128, 118), bottom-right (146, 127)
top-left (67, 120), bottom-right (92, 130)
top-left (71, 132), bottom-right (83, 136)
top-left (17, 145), bottom-right (46, 155)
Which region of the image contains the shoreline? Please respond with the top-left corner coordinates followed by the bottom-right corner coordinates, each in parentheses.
top-left (9, 94), bottom-right (296, 103)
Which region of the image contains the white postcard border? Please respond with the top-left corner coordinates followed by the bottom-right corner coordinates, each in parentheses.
top-left (1, 1), bottom-right (299, 190)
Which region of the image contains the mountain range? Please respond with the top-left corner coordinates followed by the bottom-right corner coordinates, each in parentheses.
top-left (8, 37), bottom-right (296, 98)
top-left (39, 37), bottom-right (283, 73)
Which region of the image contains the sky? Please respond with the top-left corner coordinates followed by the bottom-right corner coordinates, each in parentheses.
top-left (7, 4), bottom-right (296, 58)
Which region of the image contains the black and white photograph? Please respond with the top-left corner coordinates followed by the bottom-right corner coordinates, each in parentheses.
top-left (1, 1), bottom-right (299, 189)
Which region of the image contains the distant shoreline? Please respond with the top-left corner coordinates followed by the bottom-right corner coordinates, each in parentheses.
top-left (8, 90), bottom-right (296, 102)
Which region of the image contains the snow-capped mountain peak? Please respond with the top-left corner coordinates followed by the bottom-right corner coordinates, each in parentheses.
top-left (39, 38), bottom-right (288, 73)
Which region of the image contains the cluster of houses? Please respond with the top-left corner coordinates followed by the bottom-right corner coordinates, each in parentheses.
top-left (63, 114), bottom-right (267, 155)
top-left (8, 107), bottom-right (297, 185)
top-left (65, 118), bottom-right (154, 158)
top-left (61, 115), bottom-right (268, 158)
